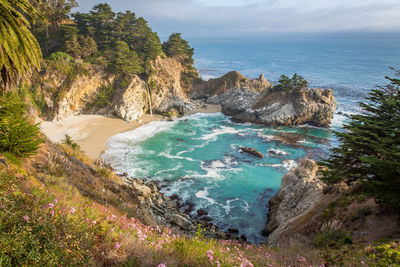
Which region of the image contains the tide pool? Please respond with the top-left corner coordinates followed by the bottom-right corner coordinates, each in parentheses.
top-left (103, 113), bottom-right (332, 243)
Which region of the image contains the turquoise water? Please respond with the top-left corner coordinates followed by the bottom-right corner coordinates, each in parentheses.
top-left (103, 113), bottom-right (332, 243)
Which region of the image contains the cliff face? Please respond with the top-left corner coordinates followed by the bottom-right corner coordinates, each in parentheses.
top-left (263, 159), bottom-right (400, 247)
top-left (32, 56), bottom-right (193, 122)
top-left (149, 56), bottom-right (192, 113)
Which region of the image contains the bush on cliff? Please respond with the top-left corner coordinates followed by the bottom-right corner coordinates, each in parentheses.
top-left (0, 94), bottom-right (43, 157)
top-left (321, 68), bottom-right (400, 208)
top-left (162, 33), bottom-right (194, 66)
top-left (273, 73), bottom-right (308, 92)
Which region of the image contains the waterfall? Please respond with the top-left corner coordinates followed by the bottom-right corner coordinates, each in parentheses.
top-left (145, 82), bottom-right (153, 116)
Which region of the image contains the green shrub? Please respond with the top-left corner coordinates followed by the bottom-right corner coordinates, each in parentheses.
top-left (0, 94), bottom-right (43, 157)
top-left (62, 134), bottom-right (80, 151)
top-left (93, 84), bottom-right (114, 108)
top-left (48, 52), bottom-right (74, 62)
top-left (314, 230), bottom-right (353, 248)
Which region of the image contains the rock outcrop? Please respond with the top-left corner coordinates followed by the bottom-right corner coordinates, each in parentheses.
top-left (231, 88), bottom-right (337, 127)
top-left (190, 71), bottom-right (271, 100)
top-left (263, 159), bottom-right (325, 246)
top-left (191, 71), bottom-right (336, 127)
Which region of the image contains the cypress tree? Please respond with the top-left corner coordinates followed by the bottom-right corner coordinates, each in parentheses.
top-left (321, 68), bottom-right (400, 207)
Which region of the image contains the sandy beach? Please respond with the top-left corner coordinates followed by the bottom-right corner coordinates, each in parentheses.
top-left (40, 104), bottom-right (221, 160)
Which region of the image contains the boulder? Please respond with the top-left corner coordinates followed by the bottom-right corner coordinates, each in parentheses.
top-left (240, 147), bottom-right (264, 158)
top-left (197, 208), bottom-right (209, 217)
top-left (131, 180), bottom-right (152, 199)
top-left (171, 214), bottom-right (195, 230)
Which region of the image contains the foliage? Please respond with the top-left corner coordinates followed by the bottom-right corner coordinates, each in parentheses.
top-left (0, 168), bottom-right (95, 266)
top-left (48, 52), bottom-right (74, 62)
top-left (162, 33), bottom-right (194, 66)
top-left (62, 134), bottom-right (80, 150)
top-left (107, 41), bottom-right (143, 75)
top-left (0, 94), bottom-right (43, 157)
top-left (314, 230), bottom-right (353, 248)
top-left (321, 69), bottom-right (400, 208)
top-left (92, 83), bottom-right (115, 108)
top-left (65, 34), bottom-right (97, 59)
top-left (368, 242), bottom-right (400, 266)
top-left (31, 0), bottom-right (78, 56)
top-left (273, 73), bottom-right (308, 92)
top-left (0, 0), bottom-right (42, 90)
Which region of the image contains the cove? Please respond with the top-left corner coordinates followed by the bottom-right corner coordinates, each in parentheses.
top-left (102, 112), bottom-right (333, 243)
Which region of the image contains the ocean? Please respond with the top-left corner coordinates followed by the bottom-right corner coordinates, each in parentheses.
top-left (103, 33), bottom-right (400, 243)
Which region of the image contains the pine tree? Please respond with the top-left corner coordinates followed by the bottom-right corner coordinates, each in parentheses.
top-left (0, 94), bottom-right (43, 157)
top-left (107, 41), bottom-right (143, 75)
top-left (321, 69), bottom-right (400, 207)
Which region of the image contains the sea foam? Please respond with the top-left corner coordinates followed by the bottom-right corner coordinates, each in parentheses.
top-left (102, 120), bottom-right (176, 174)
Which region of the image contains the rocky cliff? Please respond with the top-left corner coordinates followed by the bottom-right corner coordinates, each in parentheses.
top-left (191, 71), bottom-right (271, 99)
top-left (31, 56), bottom-right (194, 122)
top-left (192, 71), bottom-right (337, 127)
top-left (263, 159), bottom-right (400, 247)
top-left (263, 159), bottom-right (325, 246)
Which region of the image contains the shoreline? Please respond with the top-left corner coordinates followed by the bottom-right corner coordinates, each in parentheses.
top-left (40, 104), bottom-right (221, 160)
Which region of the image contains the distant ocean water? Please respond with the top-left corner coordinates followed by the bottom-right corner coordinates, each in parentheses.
top-left (191, 33), bottom-right (400, 97)
top-left (104, 33), bottom-right (400, 243)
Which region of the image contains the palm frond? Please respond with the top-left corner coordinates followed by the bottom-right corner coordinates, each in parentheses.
top-left (0, 0), bottom-right (42, 91)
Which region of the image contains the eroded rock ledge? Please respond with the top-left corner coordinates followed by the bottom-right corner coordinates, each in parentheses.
top-left (192, 71), bottom-right (337, 127)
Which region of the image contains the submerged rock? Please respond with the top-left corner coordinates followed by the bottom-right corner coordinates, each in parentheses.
top-left (240, 147), bottom-right (264, 158)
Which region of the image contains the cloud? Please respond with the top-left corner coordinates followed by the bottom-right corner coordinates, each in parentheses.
top-left (74, 0), bottom-right (400, 36)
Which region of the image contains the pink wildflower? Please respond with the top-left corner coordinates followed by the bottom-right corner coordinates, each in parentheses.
top-left (54, 199), bottom-right (58, 204)
top-left (111, 228), bottom-right (114, 232)
top-left (50, 210), bottom-right (54, 217)
top-left (115, 242), bottom-right (120, 249)
top-left (70, 207), bottom-right (76, 214)
top-left (157, 262), bottom-right (167, 267)
top-left (216, 260), bottom-right (221, 267)
top-left (23, 215), bottom-right (29, 222)
top-left (48, 203), bottom-right (55, 208)
top-left (206, 250), bottom-right (214, 264)
top-left (265, 253), bottom-right (271, 259)
top-left (361, 261), bottom-right (365, 265)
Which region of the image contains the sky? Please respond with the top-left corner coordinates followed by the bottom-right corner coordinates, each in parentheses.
top-left (74, 0), bottom-right (400, 38)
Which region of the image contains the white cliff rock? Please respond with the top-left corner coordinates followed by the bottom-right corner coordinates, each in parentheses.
top-left (263, 159), bottom-right (325, 246)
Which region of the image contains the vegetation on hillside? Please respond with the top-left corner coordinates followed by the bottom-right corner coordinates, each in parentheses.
top-left (321, 69), bottom-right (400, 208)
